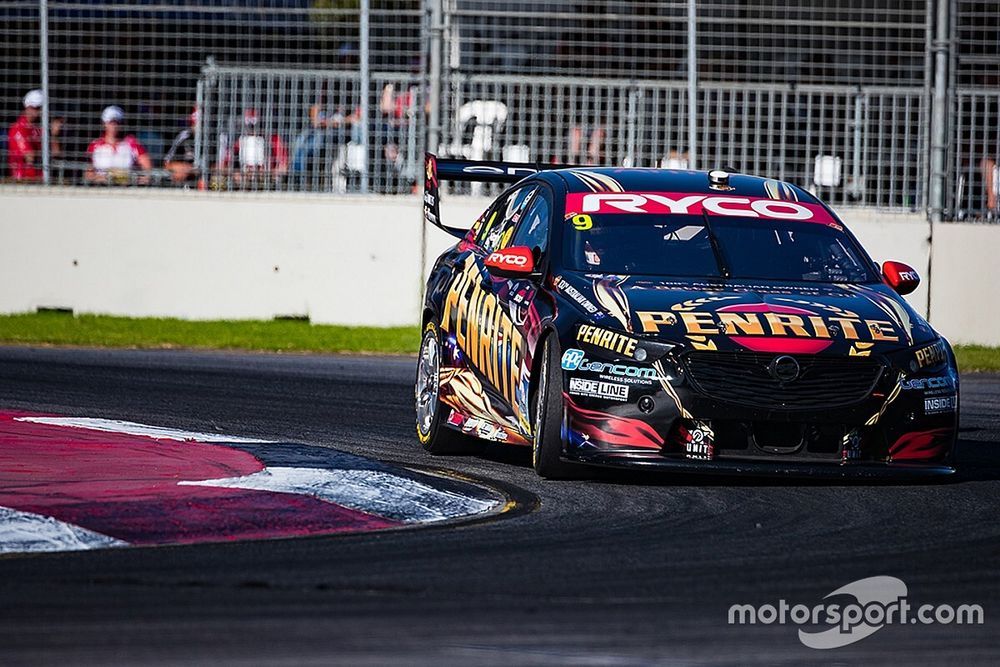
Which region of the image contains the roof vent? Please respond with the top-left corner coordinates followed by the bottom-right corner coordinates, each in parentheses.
top-left (708, 169), bottom-right (733, 190)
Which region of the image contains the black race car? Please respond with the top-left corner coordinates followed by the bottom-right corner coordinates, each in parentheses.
top-left (416, 155), bottom-right (958, 478)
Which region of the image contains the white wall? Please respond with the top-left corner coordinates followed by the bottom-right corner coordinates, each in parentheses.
top-left (0, 190), bottom-right (996, 345)
top-left (0, 190), bottom-right (425, 326)
top-left (929, 223), bottom-right (1000, 346)
top-left (837, 210), bottom-right (930, 316)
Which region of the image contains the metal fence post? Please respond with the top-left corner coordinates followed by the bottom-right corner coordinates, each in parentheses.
top-left (195, 78), bottom-right (204, 189)
top-left (686, 0), bottom-right (698, 171)
top-left (359, 0), bottom-right (370, 194)
top-left (852, 92), bottom-right (864, 200)
top-left (427, 0), bottom-right (442, 155)
top-left (928, 0), bottom-right (950, 222)
top-left (39, 0), bottom-right (50, 185)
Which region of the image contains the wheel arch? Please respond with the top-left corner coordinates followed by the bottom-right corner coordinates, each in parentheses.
top-left (422, 306), bottom-right (438, 330)
top-left (528, 323), bottom-right (562, 415)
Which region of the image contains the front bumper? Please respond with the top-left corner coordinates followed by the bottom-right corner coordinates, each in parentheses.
top-left (561, 354), bottom-right (960, 472)
top-left (564, 450), bottom-right (956, 479)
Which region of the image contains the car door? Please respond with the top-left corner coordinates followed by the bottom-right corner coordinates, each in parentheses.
top-left (438, 182), bottom-right (540, 438)
top-left (485, 185), bottom-right (554, 435)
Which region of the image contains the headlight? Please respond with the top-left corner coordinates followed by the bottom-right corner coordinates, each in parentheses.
top-left (890, 339), bottom-right (950, 374)
top-left (574, 323), bottom-right (675, 363)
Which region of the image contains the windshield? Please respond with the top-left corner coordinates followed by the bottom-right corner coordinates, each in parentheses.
top-left (563, 213), bottom-right (877, 283)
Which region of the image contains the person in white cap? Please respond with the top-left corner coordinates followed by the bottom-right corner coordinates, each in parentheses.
top-left (85, 105), bottom-right (153, 185)
top-left (6, 89), bottom-right (44, 182)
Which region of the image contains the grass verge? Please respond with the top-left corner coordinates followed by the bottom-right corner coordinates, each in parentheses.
top-left (953, 346), bottom-right (1000, 373)
top-left (0, 312), bottom-right (420, 355)
top-left (0, 312), bottom-right (997, 371)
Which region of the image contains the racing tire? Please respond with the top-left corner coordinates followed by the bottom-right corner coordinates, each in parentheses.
top-left (532, 334), bottom-right (581, 479)
top-left (415, 320), bottom-right (481, 455)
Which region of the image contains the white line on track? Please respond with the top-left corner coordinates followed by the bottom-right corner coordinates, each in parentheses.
top-left (0, 507), bottom-right (127, 554)
top-left (180, 467), bottom-right (499, 523)
top-left (14, 417), bottom-right (275, 443)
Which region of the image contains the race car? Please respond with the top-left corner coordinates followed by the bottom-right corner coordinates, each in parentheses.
top-left (416, 154), bottom-right (958, 478)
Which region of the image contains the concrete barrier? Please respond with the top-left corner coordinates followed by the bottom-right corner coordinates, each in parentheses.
top-left (929, 223), bottom-right (1000, 346)
top-left (0, 189), bottom-right (425, 326)
top-left (0, 189), bottom-right (995, 345)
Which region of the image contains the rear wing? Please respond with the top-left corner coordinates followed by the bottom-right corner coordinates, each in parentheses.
top-left (423, 153), bottom-right (581, 239)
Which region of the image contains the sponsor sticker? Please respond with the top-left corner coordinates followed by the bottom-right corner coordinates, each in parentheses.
top-left (565, 191), bottom-right (835, 224)
top-left (560, 348), bottom-right (658, 382)
top-left (924, 396), bottom-right (957, 414)
top-left (475, 420), bottom-right (509, 442)
top-left (568, 377), bottom-right (629, 402)
top-left (561, 348), bottom-right (586, 370)
top-left (447, 410), bottom-right (465, 428)
top-left (914, 341), bottom-right (947, 370)
top-left (900, 376), bottom-right (954, 393)
top-left (842, 429), bottom-right (863, 462)
top-left (576, 324), bottom-right (638, 357)
top-left (554, 276), bottom-right (603, 316)
top-left (683, 423), bottom-right (714, 460)
top-left (451, 412), bottom-right (510, 442)
top-left (638, 308), bottom-right (899, 344)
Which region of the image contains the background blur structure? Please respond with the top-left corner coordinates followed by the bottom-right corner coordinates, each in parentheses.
top-left (0, 0), bottom-right (997, 219)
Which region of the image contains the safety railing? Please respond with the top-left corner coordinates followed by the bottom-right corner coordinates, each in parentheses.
top-left (440, 75), bottom-right (930, 211)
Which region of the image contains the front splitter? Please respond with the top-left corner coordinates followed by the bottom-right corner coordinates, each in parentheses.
top-left (565, 451), bottom-right (956, 479)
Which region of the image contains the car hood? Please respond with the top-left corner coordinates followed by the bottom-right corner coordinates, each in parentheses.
top-left (556, 272), bottom-right (937, 356)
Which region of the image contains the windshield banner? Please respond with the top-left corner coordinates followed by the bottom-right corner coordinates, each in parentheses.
top-left (565, 192), bottom-right (836, 224)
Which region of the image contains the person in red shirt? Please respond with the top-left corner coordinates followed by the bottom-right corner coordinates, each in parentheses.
top-left (7, 89), bottom-right (44, 182)
top-left (215, 109), bottom-right (288, 188)
top-left (85, 105), bottom-right (153, 185)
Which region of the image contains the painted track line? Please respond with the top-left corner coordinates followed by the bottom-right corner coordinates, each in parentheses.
top-left (0, 507), bottom-right (126, 554)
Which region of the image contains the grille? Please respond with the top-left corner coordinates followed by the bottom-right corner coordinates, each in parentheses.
top-left (682, 351), bottom-right (885, 410)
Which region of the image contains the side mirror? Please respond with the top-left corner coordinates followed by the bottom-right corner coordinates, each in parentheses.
top-left (882, 260), bottom-right (920, 296)
top-left (485, 246), bottom-right (535, 278)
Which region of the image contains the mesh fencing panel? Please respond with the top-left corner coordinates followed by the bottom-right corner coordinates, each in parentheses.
top-left (950, 1), bottom-right (1000, 220)
top-left (0, 0), bottom-right (996, 218)
top-left (447, 1), bottom-right (929, 86)
top-left (1, 0), bottom-right (423, 192)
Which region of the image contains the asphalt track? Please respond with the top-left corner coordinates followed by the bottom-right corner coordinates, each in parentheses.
top-left (0, 346), bottom-right (998, 665)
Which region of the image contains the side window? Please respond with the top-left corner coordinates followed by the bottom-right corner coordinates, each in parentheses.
top-left (471, 195), bottom-right (505, 247)
top-left (478, 185), bottom-right (538, 252)
top-left (511, 189), bottom-right (551, 254)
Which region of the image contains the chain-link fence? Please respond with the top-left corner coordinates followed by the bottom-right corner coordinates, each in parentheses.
top-left (1, 0), bottom-right (424, 193)
top-left (0, 1), bottom-right (997, 219)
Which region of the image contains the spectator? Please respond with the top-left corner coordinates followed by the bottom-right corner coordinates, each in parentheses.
top-left (376, 83), bottom-right (415, 192)
top-left (135, 104), bottom-right (165, 166)
top-left (50, 115), bottom-right (65, 161)
top-left (563, 93), bottom-right (604, 165)
top-left (164, 107), bottom-right (199, 186)
top-left (7, 89), bottom-right (44, 182)
top-left (85, 106), bottom-right (152, 185)
top-left (216, 109), bottom-right (288, 188)
top-left (981, 157), bottom-right (998, 219)
top-left (290, 103), bottom-right (354, 187)
top-left (568, 124), bottom-right (605, 165)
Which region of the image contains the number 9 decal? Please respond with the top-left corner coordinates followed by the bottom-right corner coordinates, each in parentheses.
top-left (571, 214), bottom-right (593, 231)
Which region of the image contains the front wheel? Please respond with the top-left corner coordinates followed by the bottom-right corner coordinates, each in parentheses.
top-left (415, 320), bottom-right (479, 454)
top-left (532, 335), bottom-right (580, 479)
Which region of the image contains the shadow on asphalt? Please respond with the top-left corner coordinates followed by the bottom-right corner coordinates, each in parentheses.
top-left (464, 433), bottom-right (1000, 488)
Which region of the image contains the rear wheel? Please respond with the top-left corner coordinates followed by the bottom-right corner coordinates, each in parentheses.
top-left (415, 320), bottom-right (479, 454)
top-left (532, 335), bottom-right (579, 479)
